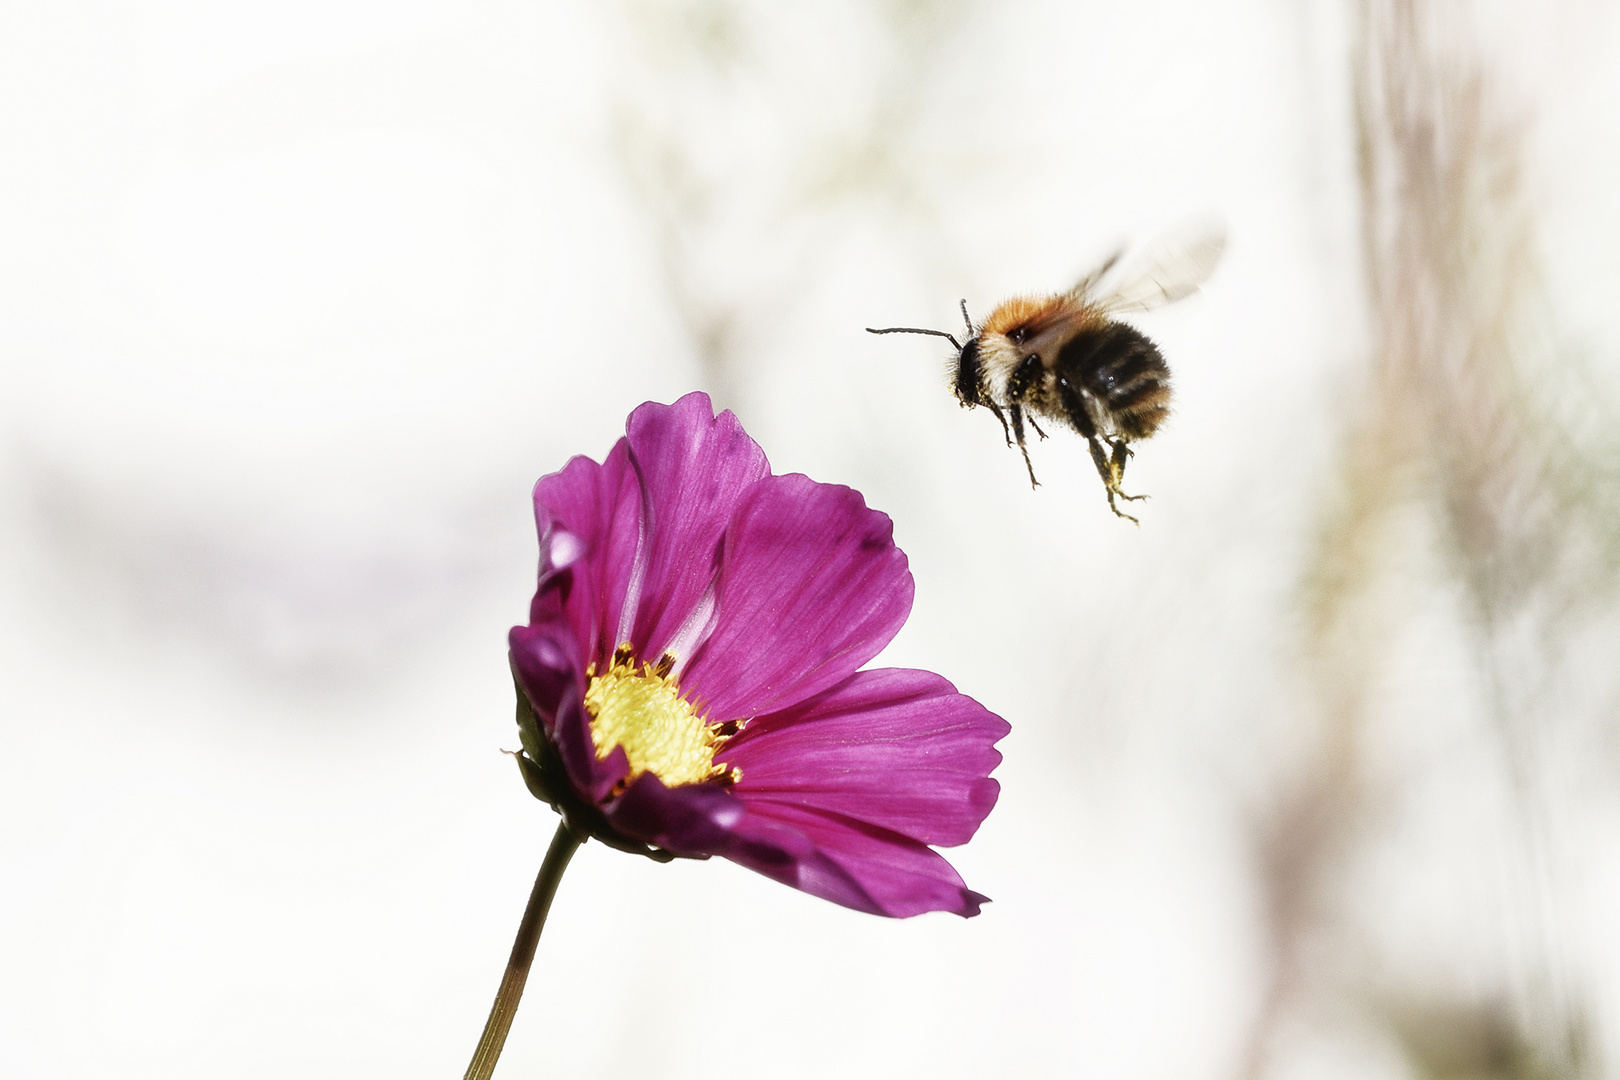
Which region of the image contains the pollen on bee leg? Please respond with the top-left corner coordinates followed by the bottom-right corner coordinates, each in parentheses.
top-left (583, 646), bottom-right (741, 789)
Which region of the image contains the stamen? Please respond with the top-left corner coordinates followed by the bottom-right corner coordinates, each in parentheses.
top-left (583, 644), bottom-right (741, 789)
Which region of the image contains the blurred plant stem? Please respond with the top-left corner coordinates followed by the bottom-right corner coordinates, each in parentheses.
top-left (1242, 0), bottom-right (1600, 1076)
top-left (463, 822), bottom-right (583, 1080)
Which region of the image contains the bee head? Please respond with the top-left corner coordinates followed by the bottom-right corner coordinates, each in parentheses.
top-left (953, 336), bottom-right (984, 408)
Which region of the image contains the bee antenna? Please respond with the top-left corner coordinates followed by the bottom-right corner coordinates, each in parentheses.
top-left (865, 326), bottom-right (962, 351)
top-left (959, 299), bottom-right (973, 335)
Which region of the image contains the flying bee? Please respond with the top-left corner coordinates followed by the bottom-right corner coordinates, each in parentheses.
top-left (868, 224), bottom-right (1225, 522)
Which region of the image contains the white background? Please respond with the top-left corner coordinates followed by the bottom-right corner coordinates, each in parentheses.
top-left (3, 2), bottom-right (1619, 1077)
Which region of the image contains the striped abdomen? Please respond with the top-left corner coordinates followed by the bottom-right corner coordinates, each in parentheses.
top-left (1055, 321), bottom-right (1171, 440)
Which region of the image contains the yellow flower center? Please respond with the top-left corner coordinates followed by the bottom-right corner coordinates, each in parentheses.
top-left (584, 644), bottom-right (740, 788)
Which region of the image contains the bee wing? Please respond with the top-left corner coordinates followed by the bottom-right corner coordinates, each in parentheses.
top-left (1065, 246), bottom-right (1126, 301)
top-left (1088, 223), bottom-right (1227, 315)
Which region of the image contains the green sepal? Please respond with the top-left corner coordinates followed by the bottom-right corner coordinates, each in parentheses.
top-left (508, 667), bottom-right (685, 864)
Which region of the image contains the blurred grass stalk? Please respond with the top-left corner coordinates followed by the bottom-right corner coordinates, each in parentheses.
top-left (1245, 1), bottom-right (1616, 1077)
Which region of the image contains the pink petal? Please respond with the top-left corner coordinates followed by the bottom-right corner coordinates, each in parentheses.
top-left (719, 668), bottom-right (1006, 847)
top-left (600, 774), bottom-right (878, 906)
top-left (682, 474), bottom-right (913, 722)
top-left (531, 440), bottom-right (638, 667)
top-left (508, 624), bottom-right (627, 803)
top-left (604, 774), bottom-right (984, 917)
top-left (620, 392), bottom-right (769, 661)
top-left (730, 800), bottom-right (991, 918)
top-left (529, 393), bottom-right (769, 670)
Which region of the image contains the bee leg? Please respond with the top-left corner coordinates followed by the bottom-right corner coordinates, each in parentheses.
top-left (1109, 440), bottom-right (1149, 503)
top-left (1107, 494), bottom-right (1140, 524)
top-left (1006, 354), bottom-right (1049, 457)
top-left (985, 402), bottom-right (1014, 447)
top-left (1058, 375), bottom-right (1135, 521)
top-left (1087, 437), bottom-right (1140, 524)
top-left (1009, 406), bottom-right (1040, 489)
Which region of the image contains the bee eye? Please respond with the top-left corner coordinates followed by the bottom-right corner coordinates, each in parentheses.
top-left (955, 339), bottom-right (983, 405)
top-left (1007, 327), bottom-right (1029, 344)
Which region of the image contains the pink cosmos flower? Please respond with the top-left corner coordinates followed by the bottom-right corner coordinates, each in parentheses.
top-left (508, 392), bottom-right (1007, 917)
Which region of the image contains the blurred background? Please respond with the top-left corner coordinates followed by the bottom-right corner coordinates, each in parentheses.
top-left (3, 1), bottom-right (1620, 1077)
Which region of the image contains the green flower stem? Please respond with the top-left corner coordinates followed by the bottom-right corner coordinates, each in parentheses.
top-left (463, 821), bottom-right (583, 1080)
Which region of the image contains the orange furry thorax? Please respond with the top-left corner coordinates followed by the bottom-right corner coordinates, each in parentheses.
top-left (978, 294), bottom-right (1103, 340)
